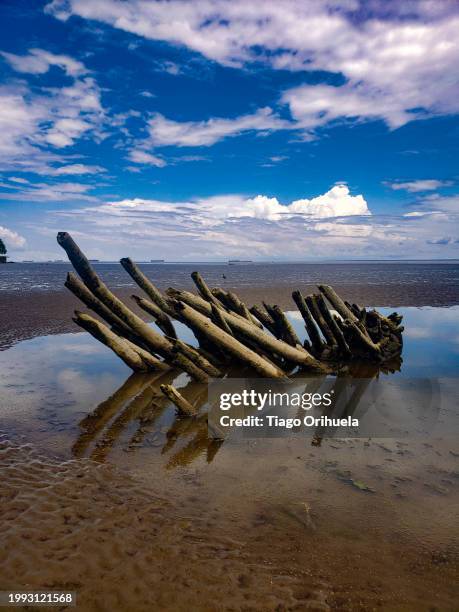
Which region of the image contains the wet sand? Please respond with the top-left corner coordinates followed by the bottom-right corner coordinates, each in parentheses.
top-left (1, 280), bottom-right (458, 610)
top-left (1, 278), bottom-right (458, 350)
top-left (1, 432), bottom-right (458, 612)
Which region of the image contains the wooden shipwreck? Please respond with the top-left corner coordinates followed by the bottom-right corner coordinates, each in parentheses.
top-left (57, 232), bottom-right (403, 414)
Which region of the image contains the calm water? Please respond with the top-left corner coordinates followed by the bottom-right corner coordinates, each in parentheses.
top-left (1, 307), bottom-right (458, 459)
top-left (1, 307), bottom-right (458, 609)
top-left (1, 261), bottom-right (458, 293)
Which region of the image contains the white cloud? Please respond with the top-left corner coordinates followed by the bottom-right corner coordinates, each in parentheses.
top-left (48, 163), bottom-right (105, 175)
top-left (127, 150), bottom-right (167, 167)
top-left (388, 179), bottom-right (453, 193)
top-left (9, 176), bottom-right (30, 184)
top-left (51, 182), bottom-right (458, 260)
top-left (414, 193), bottom-right (459, 214)
top-left (1, 48), bottom-right (86, 77)
top-left (0, 49), bottom-right (104, 174)
top-left (0, 225), bottom-right (26, 248)
top-left (0, 181), bottom-right (97, 202)
top-left (106, 185), bottom-right (369, 224)
top-left (147, 107), bottom-right (290, 147)
top-left (45, 0), bottom-right (459, 132)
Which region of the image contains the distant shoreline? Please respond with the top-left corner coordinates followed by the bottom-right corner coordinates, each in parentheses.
top-left (5, 259), bottom-right (459, 264)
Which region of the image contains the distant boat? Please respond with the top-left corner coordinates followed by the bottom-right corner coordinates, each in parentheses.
top-left (88, 259), bottom-right (100, 263)
top-left (228, 259), bottom-right (252, 265)
top-left (22, 260), bottom-right (35, 263)
top-left (150, 259), bottom-right (165, 263)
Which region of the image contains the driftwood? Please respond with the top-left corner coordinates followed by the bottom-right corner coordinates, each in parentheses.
top-left (57, 232), bottom-right (404, 408)
top-left (73, 311), bottom-right (168, 372)
top-left (160, 384), bottom-right (197, 416)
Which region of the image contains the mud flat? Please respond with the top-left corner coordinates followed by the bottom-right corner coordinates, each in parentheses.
top-left (1, 432), bottom-right (458, 611)
top-left (1, 260), bottom-right (458, 350)
top-left (0, 306), bottom-right (458, 610)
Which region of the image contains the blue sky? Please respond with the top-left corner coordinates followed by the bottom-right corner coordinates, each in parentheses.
top-left (0, 0), bottom-right (458, 261)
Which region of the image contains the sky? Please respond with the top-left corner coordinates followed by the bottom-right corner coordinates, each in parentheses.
top-left (0, 0), bottom-right (458, 262)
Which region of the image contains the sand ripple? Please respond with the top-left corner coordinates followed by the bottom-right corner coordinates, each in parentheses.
top-left (0, 436), bottom-right (331, 611)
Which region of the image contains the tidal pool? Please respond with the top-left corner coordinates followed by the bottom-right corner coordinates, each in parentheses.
top-left (0, 307), bottom-right (458, 610)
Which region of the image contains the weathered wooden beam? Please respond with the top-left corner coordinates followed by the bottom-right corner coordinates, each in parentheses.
top-left (73, 311), bottom-right (158, 372)
top-left (342, 320), bottom-right (382, 358)
top-left (291, 290), bottom-right (324, 354)
top-left (211, 303), bottom-right (234, 336)
top-left (191, 271), bottom-right (223, 308)
top-left (65, 271), bottom-right (130, 330)
top-left (315, 294), bottom-right (351, 357)
top-left (167, 290), bottom-right (328, 372)
top-left (318, 285), bottom-right (359, 324)
top-left (271, 305), bottom-right (302, 348)
top-left (167, 289), bottom-right (327, 371)
top-left (211, 287), bottom-right (233, 309)
top-left (120, 257), bottom-right (174, 316)
top-left (171, 338), bottom-right (222, 378)
top-left (58, 233), bottom-right (174, 356)
top-left (170, 300), bottom-right (288, 378)
top-left (249, 305), bottom-right (277, 335)
top-left (131, 294), bottom-right (177, 339)
top-left (58, 233), bottom-right (209, 382)
top-left (170, 352), bottom-right (209, 383)
top-left (160, 384), bottom-right (197, 416)
top-left (225, 291), bottom-right (263, 328)
top-left (305, 294), bottom-right (337, 347)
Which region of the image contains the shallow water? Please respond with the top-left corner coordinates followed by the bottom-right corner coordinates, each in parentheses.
top-left (1, 261), bottom-right (458, 294)
top-left (0, 307), bottom-right (458, 610)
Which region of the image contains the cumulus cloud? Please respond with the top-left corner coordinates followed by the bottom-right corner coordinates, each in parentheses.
top-left (0, 225), bottom-right (26, 248)
top-left (46, 0), bottom-right (459, 133)
top-left (107, 185), bottom-right (369, 224)
top-left (49, 179), bottom-right (458, 260)
top-left (387, 179), bottom-right (453, 193)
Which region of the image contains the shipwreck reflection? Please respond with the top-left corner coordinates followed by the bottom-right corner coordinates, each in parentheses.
top-left (72, 355), bottom-right (407, 467)
top-left (72, 368), bottom-right (225, 467)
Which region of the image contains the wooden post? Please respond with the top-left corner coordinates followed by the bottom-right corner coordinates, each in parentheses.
top-left (131, 294), bottom-right (177, 339)
top-left (315, 294), bottom-right (351, 356)
top-left (291, 290), bottom-right (324, 355)
top-left (170, 300), bottom-right (287, 378)
top-left (170, 352), bottom-right (209, 383)
top-left (58, 233), bottom-right (174, 357)
top-left (73, 311), bottom-right (153, 371)
top-left (342, 320), bottom-right (382, 358)
top-left (191, 271), bottom-right (223, 308)
top-left (225, 291), bottom-right (263, 328)
top-left (305, 295), bottom-right (337, 347)
top-left (167, 289), bottom-right (327, 372)
top-left (249, 305), bottom-right (278, 335)
top-left (120, 257), bottom-right (174, 316)
top-left (171, 338), bottom-right (222, 378)
top-left (66, 272), bottom-right (136, 337)
top-left (160, 384), bottom-right (198, 416)
top-left (211, 303), bottom-right (234, 336)
top-left (271, 305), bottom-right (302, 348)
top-left (318, 285), bottom-right (359, 324)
